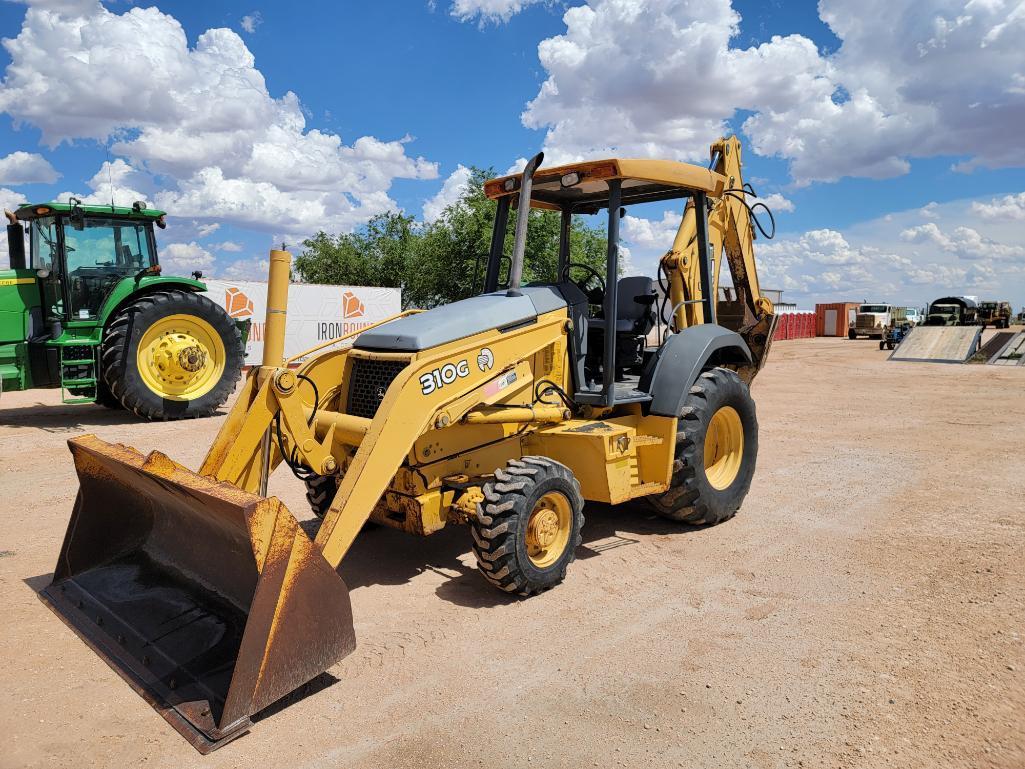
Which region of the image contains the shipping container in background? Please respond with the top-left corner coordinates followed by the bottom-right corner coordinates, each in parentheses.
top-left (816, 303), bottom-right (860, 337)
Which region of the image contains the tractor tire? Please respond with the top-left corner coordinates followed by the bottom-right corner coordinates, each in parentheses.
top-left (646, 367), bottom-right (758, 526)
top-left (471, 457), bottom-right (584, 596)
top-left (305, 473), bottom-right (340, 518)
top-left (101, 289), bottom-right (243, 421)
top-left (304, 473), bottom-right (379, 531)
top-left (95, 378), bottom-right (122, 410)
top-left (848, 329), bottom-right (857, 340)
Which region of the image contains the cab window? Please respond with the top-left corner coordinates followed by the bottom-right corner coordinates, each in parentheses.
top-left (29, 216), bottom-right (59, 271)
top-left (62, 217), bottom-right (155, 319)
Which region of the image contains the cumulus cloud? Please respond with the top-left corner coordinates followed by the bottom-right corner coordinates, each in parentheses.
top-left (423, 164), bottom-right (472, 221)
top-left (899, 222), bottom-right (1025, 260)
top-left (970, 191), bottom-right (1025, 221)
top-left (0, 2), bottom-right (437, 237)
top-left (57, 159), bottom-right (153, 207)
top-left (212, 240), bottom-right (244, 252)
top-left (216, 256), bottom-right (271, 281)
top-left (159, 241), bottom-right (216, 274)
top-left (622, 210), bottom-right (682, 251)
top-left (522, 0), bottom-right (1025, 184)
top-left (0, 151), bottom-right (59, 185)
top-left (448, 0), bottom-right (545, 24)
top-left (757, 192), bottom-right (794, 214)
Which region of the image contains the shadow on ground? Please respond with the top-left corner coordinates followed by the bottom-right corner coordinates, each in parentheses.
top-left (313, 501), bottom-right (706, 610)
top-left (0, 402), bottom-right (147, 432)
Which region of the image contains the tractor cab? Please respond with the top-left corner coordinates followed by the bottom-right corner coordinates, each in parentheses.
top-left (14, 200), bottom-right (164, 325)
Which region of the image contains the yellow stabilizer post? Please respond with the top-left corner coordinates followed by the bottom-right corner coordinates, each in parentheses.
top-left (40, 434), bottom-right (356, 753)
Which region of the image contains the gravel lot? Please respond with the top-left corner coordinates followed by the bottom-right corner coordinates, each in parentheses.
top-left (1, 336), bottom-right (1023, 769)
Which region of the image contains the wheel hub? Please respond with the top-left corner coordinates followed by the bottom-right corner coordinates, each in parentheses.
top-left (135, 314), bottom-right (226, 401)
top-left (177, 345), bottom-right (207, 373)
top-left (527, 508), bottom-right (560, 550)
top-left (703, 405), bottom-right (744, 490)
top-left (524, 492), bottom-right (573, 568)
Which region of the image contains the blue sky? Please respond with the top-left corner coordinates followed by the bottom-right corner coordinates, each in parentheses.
top-left (1, 0), bottom-right (1024, 308)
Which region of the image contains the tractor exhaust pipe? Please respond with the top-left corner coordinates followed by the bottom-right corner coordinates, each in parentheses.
top-left (507, 152), bottom-right (544, 296)
top-left (5, 210), bottom-right (26, 271)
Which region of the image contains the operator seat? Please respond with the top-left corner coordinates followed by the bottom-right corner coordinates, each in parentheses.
top-left (588, 276), bottom-right (658, 375)
top-left (589, 276), bottom-right (658, 334)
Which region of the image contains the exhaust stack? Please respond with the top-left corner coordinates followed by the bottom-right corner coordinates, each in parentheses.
top-left (506, 152), bottom-right (543, 296)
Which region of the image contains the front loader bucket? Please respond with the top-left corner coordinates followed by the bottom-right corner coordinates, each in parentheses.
top-left (39, 434), bottom-right (356, 753)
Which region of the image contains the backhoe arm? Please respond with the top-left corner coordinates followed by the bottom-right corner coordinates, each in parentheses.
top-left (660, 135), bottom-right (777, 378)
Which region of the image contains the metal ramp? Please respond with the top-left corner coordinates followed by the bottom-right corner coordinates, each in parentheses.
top-left (987, 331), bottom-right (1025, 366)
top-left (889, 326), bottom-right (982, 364)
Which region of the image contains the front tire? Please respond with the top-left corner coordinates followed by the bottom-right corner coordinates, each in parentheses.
top-left (848, 329), bottom-right (857, 340)
top-left (646, 368), bottom-right (758, 525)
top-left (471, 457), bottom-right (584, 596)
top-left (101, 290), bottom-right (243, 420)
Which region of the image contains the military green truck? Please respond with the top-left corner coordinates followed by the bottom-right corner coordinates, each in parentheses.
top-left (977, 300), bottom-right (1012, 329)
top-left (1, 200), bottom-right (244, 419)
top-left (923, 296), bottom-right (978, 327)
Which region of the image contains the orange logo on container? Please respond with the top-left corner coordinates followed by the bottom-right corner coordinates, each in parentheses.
top-left (342, 290), bottom-right (365, 319)
top-left (225, 287), bottom-right (254, 318)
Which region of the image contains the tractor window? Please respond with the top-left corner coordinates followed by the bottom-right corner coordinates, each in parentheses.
top-left (62, 218), bottom-right (155, 319)
top-left (29, 216), bottom-right (60, 271)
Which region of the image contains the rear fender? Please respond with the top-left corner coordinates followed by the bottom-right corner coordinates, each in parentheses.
top-left (642, 324), bottom-right (752, 417)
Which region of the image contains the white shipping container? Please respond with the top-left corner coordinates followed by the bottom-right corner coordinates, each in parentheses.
top-left (202, 280), bottom-right (401, 366)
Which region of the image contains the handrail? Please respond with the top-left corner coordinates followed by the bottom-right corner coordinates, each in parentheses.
top-left (284, 309), bottom-right (422, 366)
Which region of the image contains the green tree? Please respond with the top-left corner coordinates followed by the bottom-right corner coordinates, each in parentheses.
top-left (294, 212), bottom-right (418, 289)
top-left (295, 167), bottom-right (610, 309)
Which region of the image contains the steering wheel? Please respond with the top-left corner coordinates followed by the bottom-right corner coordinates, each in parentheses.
top-left (561, 262), bottom-right (606, 297)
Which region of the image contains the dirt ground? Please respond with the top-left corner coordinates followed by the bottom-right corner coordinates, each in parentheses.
top-left (0, 336), bottom-right (1023, 769)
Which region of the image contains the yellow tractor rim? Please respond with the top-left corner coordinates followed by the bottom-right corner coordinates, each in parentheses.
top-left (704, 406), bottom-right (744, 490)
top-left (525, 491), bottom-right (573, 569)
top-left (136, 314), bottom-right (225, 401)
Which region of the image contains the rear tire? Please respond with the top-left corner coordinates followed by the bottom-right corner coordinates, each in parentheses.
top-left (101, 290), bottom-right (243, 420)
top-left (646, 367), bottom-right (758, 525)
top-left (471, 457), bottom-right (584, 596)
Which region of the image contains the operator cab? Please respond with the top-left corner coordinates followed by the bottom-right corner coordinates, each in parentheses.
top-left (16, 199), bottom-right (165, 327)
top-left (481, 156), bottom-right (728, 408)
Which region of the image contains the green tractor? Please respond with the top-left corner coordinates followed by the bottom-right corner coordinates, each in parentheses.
top-left (1, 199), bottom-right (244, 419)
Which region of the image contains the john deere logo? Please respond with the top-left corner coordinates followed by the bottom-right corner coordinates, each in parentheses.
top-left (477, 347), bottom-right (495, 372)
top-left (342, 291), bottom-right (365, 319)
top-left (224, 287), bottom-right (254, 318)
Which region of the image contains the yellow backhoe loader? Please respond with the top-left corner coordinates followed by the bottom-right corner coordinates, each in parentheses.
top-left (41, 136), bottom-right (777, 751)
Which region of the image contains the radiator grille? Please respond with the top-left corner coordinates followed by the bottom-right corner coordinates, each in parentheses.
top-left (347, 358), bottom-right (408, 419)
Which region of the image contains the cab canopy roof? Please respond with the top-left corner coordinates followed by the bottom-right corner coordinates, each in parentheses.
top-left (931, 296), bottom-right (977, 310)
top-left (484, 158), bottom-right (727, 214)
top-left (14, 202), bottom-right (167, 222)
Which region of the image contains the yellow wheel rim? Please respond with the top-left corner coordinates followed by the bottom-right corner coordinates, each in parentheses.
top-left (525, 491), bottom-right (573, 569)
top-left (704, 406), bottom-right (744, 490)
top-left (136, 314), bottom-right (225, 400)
